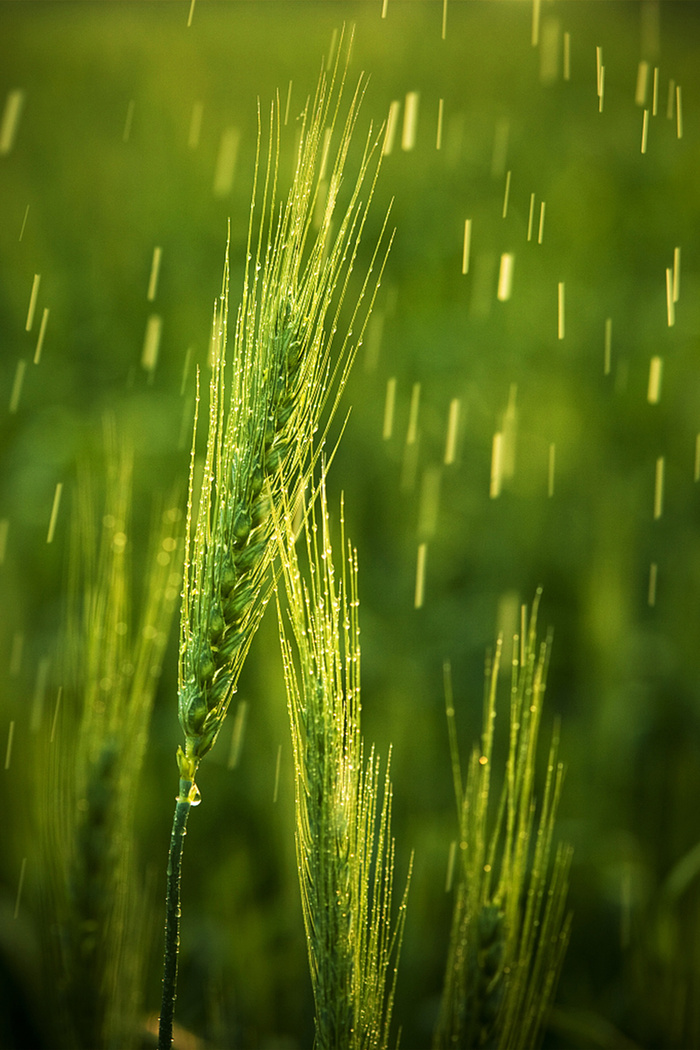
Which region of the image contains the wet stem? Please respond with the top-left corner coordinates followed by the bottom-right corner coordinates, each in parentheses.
top-left (158, 783), bottom-right (194, 1050)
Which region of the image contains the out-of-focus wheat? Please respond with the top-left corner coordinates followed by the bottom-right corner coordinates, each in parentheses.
top-left (434, 593), bottom-right (572, 1050)
top-left (43, 423), bottom-right (181, 1050)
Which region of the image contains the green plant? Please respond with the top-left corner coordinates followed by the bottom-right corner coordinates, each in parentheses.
top-left (4, 17), bottom-right (582, 1048)
top-left (41, 422), bottom-right (181, 1050)
top-left (434, 592), bottom-right (572, 1050)
top-left (159, 33), bottom-right (393, 1048)
top-left (274, 472), bottom-right (412, 1049)
top-left (11, 4), bottom-right (700, 1046)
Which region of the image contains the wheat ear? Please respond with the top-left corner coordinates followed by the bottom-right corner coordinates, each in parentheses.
top-left (42, 423), bottom-right (181, 1050)
top-left (434, 592), bottom-right (572, 1050)
top-left (274, 473), bottom-right (411, 1050)
top-left (159, 32), bottom-right (393, 1049)
top-left (176, 33), bottom-right (391, 783)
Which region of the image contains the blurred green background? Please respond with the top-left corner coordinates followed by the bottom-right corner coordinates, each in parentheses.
top-left (2, 1), bottom-right (700, 1047)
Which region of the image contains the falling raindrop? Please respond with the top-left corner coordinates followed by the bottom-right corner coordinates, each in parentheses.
top-left (33, 308), bottom-right (49, 364)
top-left (47, 483), bottom-right (63, 544)
top-left (13, 858), bottom-right (27, 920)
top-left (4, 721), bottom-right (15, 771)
top-left (0, 89), bottom-right (25, 156)
top-left (273, 744), bottom-right (282, 803)
top-left (25, 274), bottom-right (40, 332)
top-left (462, 219), bottom-right (471, 274)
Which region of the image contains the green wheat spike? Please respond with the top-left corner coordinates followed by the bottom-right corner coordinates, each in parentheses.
top-left (274, 472), bottom-right (412, 1050)
top-left (41, 423), bottom-right (182, 1050)
top-left (176, 27), bottom-right (393, 784)
top-left (434, 591), bottom-right (572, 1050)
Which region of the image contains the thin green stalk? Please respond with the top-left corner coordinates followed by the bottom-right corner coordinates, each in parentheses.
top-left (158, 777), bottom-right (198, 1050)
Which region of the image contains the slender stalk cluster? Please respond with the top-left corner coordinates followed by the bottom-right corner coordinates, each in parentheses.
top-left (177, 31), bottom-right (392, 785)
top-left (43, 428), bottom-right (181, 1050)
top-left (435, 592), bottom-right (572, 1050)
top-left (275, 475), bottom-right (411, 1050)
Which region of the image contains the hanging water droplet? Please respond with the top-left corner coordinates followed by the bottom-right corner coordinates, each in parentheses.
top-left (177, 777), bottom-right (203, 806)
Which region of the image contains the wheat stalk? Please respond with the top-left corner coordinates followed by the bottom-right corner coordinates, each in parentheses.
top-left (42, 420), bottom-right (181, 1050)
top-left (274, 472), bottom-right (411, 1050)
top-left (159, 32), bottom-right (393, 1048)
top-left (434, 592), bottom-right (572, 1050)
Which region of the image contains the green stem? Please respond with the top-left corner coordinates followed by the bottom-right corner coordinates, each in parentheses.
top-left (158, 780), bottom-right (193, 1050)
